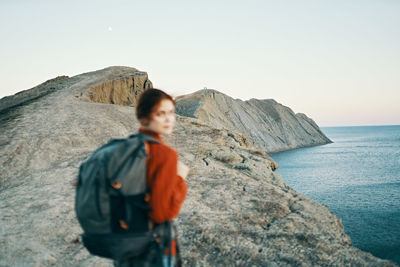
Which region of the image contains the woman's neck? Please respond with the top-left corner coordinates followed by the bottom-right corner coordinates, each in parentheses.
top-left (139, 126), bottom-right (159, 134)
top-left (138, 127), bottom-right (163, 142)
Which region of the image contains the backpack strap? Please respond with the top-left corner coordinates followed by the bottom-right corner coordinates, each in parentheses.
top-left (137, 132), bottom-right (161, 144)
top-left (129, 132), bottom-right (160, 144)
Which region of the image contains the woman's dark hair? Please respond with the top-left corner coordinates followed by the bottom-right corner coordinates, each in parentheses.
top-left (136, 88), bottom-right (175, 125)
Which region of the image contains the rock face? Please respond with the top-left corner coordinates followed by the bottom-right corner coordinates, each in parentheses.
top-left (175, 89), bottom-right (332, 153)
top-left (0, 66), bottom-right (397, 266)
top-left (88, 69), bottom-right (152, 106)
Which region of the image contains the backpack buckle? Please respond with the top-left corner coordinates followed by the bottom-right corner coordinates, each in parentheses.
top-left (119, 220), bottom-right (129, 230)
top-left (111, 181), bottom-right (122, 189)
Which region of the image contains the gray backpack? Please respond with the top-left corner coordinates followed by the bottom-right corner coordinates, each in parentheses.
top-left (75, 132), bottom-right (160, 260)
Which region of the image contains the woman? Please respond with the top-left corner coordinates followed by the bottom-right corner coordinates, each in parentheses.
top-left (114, 88), bottom-right (189, 267)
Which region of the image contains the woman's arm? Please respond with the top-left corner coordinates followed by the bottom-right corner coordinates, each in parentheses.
top-left (148, 148), bottom-right (188, 223)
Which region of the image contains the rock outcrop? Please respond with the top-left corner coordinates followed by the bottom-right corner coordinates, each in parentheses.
top-left (176, 89), bottom-right (332, 153)
top-left (0, 66), bottom-right (396, 266)
top-left (87, 69), bottom-right (152, 106)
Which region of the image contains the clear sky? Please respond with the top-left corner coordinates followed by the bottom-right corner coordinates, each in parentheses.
top-left (1, 0), bottom-right (399, 127)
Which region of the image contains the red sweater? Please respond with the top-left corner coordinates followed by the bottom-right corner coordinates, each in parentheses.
top-left (138, 128), bottom-right (188, 224)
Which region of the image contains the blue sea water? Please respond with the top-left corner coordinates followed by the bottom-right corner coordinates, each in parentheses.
top-left (270, 125), bottom-right (400, 264)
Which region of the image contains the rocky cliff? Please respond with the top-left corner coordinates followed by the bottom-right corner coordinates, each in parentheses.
top-left (0, 66), bottom-right (396, 266)
top-left (87, 71), bottom-right (152, 106)
top-left (175, 89), bottom-right (332, 153)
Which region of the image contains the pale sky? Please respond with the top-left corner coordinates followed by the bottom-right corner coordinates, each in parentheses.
top-left (0, 0), bottom-right (399, 127)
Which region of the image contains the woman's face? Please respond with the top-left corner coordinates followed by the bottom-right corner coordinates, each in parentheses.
top-left (142, 99), bottom-right (176, 135)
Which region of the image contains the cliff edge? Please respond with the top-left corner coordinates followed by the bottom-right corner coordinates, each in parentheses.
top-left (175, 89), bottom-right (332, 153)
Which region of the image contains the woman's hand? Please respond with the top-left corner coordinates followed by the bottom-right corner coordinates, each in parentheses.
top-left (177, 160), bottom-right (190, 180)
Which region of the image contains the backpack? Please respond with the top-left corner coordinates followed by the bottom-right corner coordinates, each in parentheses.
top-left (75, 132), bottom-right (161, 260)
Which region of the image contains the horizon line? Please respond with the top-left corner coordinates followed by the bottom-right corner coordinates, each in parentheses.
top-left (321, 124), bottom-right (400, 128)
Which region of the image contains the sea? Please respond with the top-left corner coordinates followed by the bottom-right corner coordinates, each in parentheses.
top-left (269, 125), bottom-right (400, 264)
